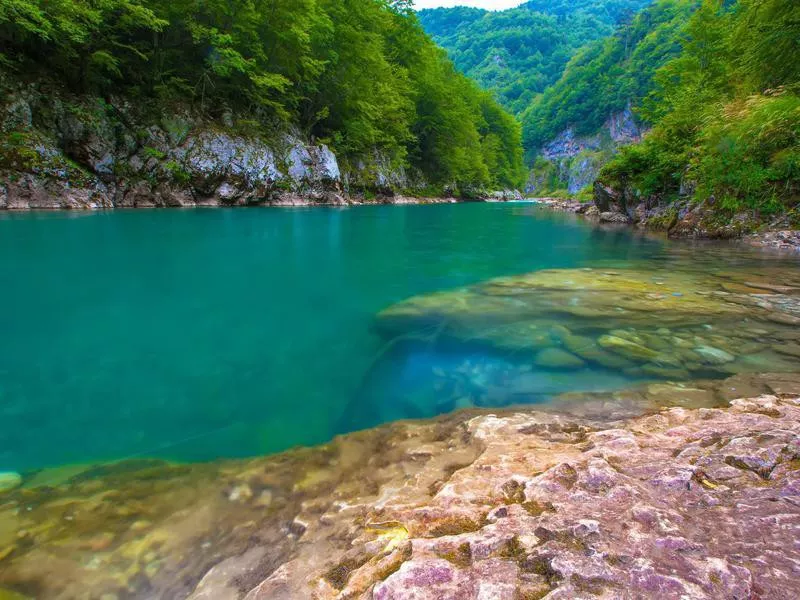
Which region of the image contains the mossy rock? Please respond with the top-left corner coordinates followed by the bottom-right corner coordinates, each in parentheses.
top-left (534, 348), bottom-right (586, 370)
top-left (598, 335), bottom-right (660, 361)
top-left (561, 333), bottom-right (636, 369)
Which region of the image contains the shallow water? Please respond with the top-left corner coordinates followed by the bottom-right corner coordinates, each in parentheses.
top-left (0, 204), bottom-right (798, 472)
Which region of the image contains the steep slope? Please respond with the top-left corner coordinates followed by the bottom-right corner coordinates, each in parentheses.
top-left (597, 0), bottom-right (800, 234)
top-left (522, 0), bottom-right (697, 194)
top-left (0, 0), bottom-right (525, 208)
top-left (418, 0), bottom-right (653, 114)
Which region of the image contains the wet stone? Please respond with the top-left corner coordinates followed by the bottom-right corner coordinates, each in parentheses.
top-left (534, 348), bottom-right (586, 370)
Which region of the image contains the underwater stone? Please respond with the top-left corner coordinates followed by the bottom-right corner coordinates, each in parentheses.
top-left (598, 335), bottom-right (660, 361)
top-left (0, 472), bottom-right (21, 493)
top-left (561, 334), bottom-right (635, 369)
top-left (776, 343), bottom-right (800, 359)
top-left (695, 346), bottom-right (736, 365)
top-left (639, 364), bottom-right (691, 380)
top-left (534, 348), bottom-right (586, 370)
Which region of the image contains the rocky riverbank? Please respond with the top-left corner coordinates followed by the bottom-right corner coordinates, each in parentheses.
top-left (0, 73), bottom-right (524, 211)
top-left (1, 384), bottom-right (799, 599)
top-left (533, 195), bottom-right (800, 251)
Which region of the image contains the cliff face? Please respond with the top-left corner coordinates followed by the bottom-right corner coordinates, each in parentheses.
top-left (527, 106), bottom-right (643, 195)
top-left (0, 75), bottom-right (419, 210)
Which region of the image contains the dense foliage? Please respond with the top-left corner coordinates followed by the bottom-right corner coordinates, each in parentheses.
top-left (418, 0), bottom-right (653, 115)
top-left (0, 0), bottom-right (525, 190)
top-left (521, 0), bottom-right (697, 150)
top-left (600, 0), bottom-right (800, 214)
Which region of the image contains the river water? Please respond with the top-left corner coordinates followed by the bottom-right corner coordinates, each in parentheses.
top-left (1, 204), bottom-right (798, 473)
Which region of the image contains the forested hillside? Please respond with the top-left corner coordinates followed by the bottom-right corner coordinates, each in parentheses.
top-left (418, 0), bottom-right (653, 115)
top-left (0, 0), bottom-right (524, 193)
top-left (521, 0), bottom-right (696, 150)
top-left (599, 0), bottom-right (799, 220)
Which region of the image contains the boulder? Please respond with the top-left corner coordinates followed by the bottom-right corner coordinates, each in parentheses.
top-left (599, 211), bottom-right (631, 224)
top-left (593, 181), bottom-right (621, 212)
top-left (534, 348), bottom-right (586, 370)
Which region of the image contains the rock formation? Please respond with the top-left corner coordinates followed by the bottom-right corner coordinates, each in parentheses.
top-left (1, 388), bottom-right (799, 599)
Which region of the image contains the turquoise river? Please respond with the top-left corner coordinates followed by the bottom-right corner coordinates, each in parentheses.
top-left (1, 203), bottom-right (799, 474)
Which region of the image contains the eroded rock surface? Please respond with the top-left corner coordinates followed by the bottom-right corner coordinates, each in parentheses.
top-left (0, 78), bottom-right (446, 209)
top-left (1, 392), bottom-right (800, 599)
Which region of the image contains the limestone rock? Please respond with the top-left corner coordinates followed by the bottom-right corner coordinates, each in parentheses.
top-left (4, 395), bottom-right (800, 598)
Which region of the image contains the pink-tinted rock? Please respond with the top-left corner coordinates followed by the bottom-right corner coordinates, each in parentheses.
top-left (2, 395), bottom-right (800, 599)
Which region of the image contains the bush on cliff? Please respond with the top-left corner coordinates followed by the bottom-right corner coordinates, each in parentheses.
top-left (597, 0), bottom-right (800, 215)
top-left (0, 0), bottom-right (525, 190)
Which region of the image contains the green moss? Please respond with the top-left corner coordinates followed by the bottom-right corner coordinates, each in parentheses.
top-left (373, 543), bottom-right (413, 582)
top-left (428, 514), bottom-right (485, 537)
top-left (324, 556), bottom-right (369, 590)
top-left (521, 501), bottom-right (555, 517)
top-left (164, 160), bottom-right (190, 184)
top-left (499, 535), bottom-right (527, 562)
top-left (143, 146), bottom-right (167, 161)
top-left (0, 132), bottom-right (41, 171)
top-left (645, 208), bottom-right (679, 231)
top-left (521, 555), bottom-right (561, 585)
top-left (437, 541), bottom-right (472, 568)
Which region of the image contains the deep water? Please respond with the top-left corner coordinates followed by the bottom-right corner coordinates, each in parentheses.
top-left (0, 204), bottom-right (794, 472)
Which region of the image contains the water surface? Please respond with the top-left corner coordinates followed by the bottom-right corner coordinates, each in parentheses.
top-left (0, 204), bottom-right (797, 472)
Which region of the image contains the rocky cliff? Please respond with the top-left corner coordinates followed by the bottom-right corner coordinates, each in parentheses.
top-left (0, 73), bottom-right (429, 210)
top-left (527, 106), bottom-right (643, 196)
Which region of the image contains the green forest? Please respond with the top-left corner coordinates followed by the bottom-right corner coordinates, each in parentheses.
top-left (423, 0), bottom-right (797, 217)
top-left (599, 0), bottom-right (799, 215)
top-left (520, 0), bottom-right (696, 150)
top-left (0, 0), bottom-right (525, 191)
top-left (418, 0), bottom-right (653, 115)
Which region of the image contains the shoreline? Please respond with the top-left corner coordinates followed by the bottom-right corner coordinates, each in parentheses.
top-left (2, 381), bottom-right (800, 598)
top-left (0, 194), bottom-right (490, 211)
top-left (532, 196), bottom-right (800, 252)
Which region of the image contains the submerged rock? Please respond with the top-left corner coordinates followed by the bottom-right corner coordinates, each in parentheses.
top-left (695, 345), bottom-right (736, 365)
top-left (598, 334), bottom-right (660, 361)
top-left (373, 265), bottom-right (800, 392)
top-left (534, 348), bottom-right (585, 370)
top-left (0, 472), bottom-right (21, 493)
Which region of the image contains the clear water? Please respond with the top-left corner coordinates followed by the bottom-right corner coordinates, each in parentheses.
top-left (0, 204), bottom-right (792, 472)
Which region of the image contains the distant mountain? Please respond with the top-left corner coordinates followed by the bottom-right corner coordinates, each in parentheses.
top-left (523, 0), bottom-right (697, 196)
top-left (522, 0), bottom-right (696, 150)
top-left (418, 0), bottom-right (654, 115)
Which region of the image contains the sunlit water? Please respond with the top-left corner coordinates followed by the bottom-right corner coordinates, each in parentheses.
top-left (1, 204), bottom-right (798, 472)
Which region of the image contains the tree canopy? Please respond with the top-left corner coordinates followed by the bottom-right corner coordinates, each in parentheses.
top-left (0, 0), bottom-right (525, 190)
top-left (520, 0), bottom-right (697, 151)
top-left (599, 0), bottom-right (800, 214)
top-left (418, 0), bottom-right (654, 115)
